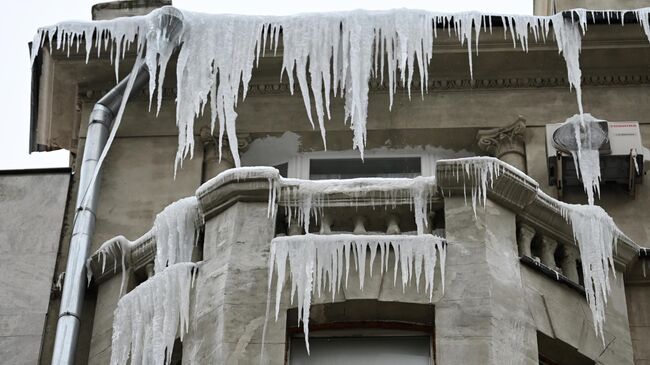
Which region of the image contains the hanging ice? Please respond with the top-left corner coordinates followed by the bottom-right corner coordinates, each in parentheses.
top-left (267, 233), bottom-right (446, 352)
top-left (153, 196), bottom-right (202, 273)
top-left (557, 113), bottom-right (607, 205)
top-left (277, 176), bottom-right (437, 234)
top-left (437, 157), bottom-right (514, 216)
top-left (110, 262), bottom-right (198, 365)
top-left (558, 202), bottom-right (620, 340)
top-left (31, 7), bottom-right (650, 172)
top-left (87, 235), bottom-right (133, 297)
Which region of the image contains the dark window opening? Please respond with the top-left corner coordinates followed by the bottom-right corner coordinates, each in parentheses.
top-left (287, 300), bottom-right (434, 365)
top-left (275, 162), bottom-right (288, 178)
top-left (537, 332), bottom-right (593, 365)
top-left (309, 157), bottom-right (421, 180)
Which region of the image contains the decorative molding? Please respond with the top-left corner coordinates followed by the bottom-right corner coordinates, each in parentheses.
top-left (77, 73), bottom-right (650, 101)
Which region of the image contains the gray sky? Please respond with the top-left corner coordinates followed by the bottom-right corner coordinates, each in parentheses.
top-left (0, 0), bottom-right (531, 170)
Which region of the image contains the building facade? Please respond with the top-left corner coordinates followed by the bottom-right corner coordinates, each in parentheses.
top-left (3, 0), bottom-right (650, 364)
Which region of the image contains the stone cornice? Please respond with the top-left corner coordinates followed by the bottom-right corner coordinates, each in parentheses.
top-left (76, 73), bottom-right (650, 102)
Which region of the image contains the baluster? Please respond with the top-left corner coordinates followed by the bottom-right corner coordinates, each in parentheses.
top-left (540, 236), bottom-right (559, 269)
top-left (320, 213), bottom-right (333, 234)
top-left (560, 245), bottom-right (580, 282)
top-left (386, 214), bottom-right (401, 235)
top-left (353, 215), bottom-right (367, 234)
top-left (517, 223), bottom-right (535, 258)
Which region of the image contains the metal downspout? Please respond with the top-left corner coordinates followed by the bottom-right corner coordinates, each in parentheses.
top-left (50, 66), bottom-right (150, 365)
top-left (50, 9), bottom-right (183, 364)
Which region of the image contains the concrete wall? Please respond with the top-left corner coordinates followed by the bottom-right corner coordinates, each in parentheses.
top-left (0, 169), bottom-right (70, 365)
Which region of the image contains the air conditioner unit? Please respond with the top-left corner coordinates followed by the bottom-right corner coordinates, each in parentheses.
top-left (546, 121), bottom-right (645, 196)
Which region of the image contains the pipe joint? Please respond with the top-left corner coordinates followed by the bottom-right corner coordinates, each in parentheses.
top-left (89, 105), bottom-right (114, 128)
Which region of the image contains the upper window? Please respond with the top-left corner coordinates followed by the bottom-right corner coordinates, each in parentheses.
top-left (309, 157), bottom-right (421, 180)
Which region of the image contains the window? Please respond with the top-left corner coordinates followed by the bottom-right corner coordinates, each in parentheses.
top-left (309, 157), bottom-right (421, 180)
top-left (290, 334), bottom-right (431, 365)
top-left (287, 300), bottom-right (435, 365)
top-left (537, 332), bottom-right (593, 365)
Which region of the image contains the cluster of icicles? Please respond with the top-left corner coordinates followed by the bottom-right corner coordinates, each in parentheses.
top-left (443, 157), bottom-right (621, 341)
top-left (31, 7), bottom-right (650, 173)
top-left (267, 234), bottom-right (446, 353)
top-left (260, 170), bottom-right (442, 352)
top-left (89, 196), bottom-right (202, 364)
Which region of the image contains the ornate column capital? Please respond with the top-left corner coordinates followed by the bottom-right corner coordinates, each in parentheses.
top-left (476, 116), bottom-right (526, 158)
top-left (199, 126), bottom-right (252, 181)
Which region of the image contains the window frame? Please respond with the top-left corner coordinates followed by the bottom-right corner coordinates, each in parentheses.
top-left (287, 150), bottom-right (438, 179)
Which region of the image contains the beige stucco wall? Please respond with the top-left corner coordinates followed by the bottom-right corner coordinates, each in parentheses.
top-left (0, 171), bottom-right (70, 364)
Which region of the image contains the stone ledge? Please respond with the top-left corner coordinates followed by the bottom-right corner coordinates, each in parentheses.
top-left (519, 255), bottom-right (586, 295)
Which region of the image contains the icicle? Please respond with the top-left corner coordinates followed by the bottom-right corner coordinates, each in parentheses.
top-left (153, 196), bottom-right (202, 273)
top-left (438, 157), bottom-right (510, 216)
top-left (268, 233), bottom-right (446, 352)
top-left (558, 202), bottom-right (619, 341)
top-left (551, 16), bottom-right (585, 116)
top-left (637, 8), bottom-right (650, 42)
top-left (174, 12), bottom-right (265, 172)
top-left (110, 262), bottom-right (198, 365)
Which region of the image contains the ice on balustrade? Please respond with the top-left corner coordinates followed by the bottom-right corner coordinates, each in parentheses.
top-left (30, 7), bottom-right (650, 172)
top-left (153, 196), bottom-right (202, 273)
top-left (278, 176), bottom-right (437, 234)
top-left (110, 262), bottom-right (198, 365)
top-left (267, 233), bottom-right (446, 352)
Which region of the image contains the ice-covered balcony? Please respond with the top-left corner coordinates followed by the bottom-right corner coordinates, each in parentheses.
top-left (84, 157), bottom-right (640, 364)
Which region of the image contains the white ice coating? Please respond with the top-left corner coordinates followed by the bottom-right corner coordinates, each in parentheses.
top-left (110, 262), bottom-right (198, 365)
top-left (268, 233), bottom-right (446, 352)
top-left (278, 176), bottom-right (437, 234)
top-left (31, 7), bottom-right (650, 172)
top-left (558, 202), bottom-right (619, 340)
top-left (153, 196), bottom-right (202, 273)
top-left (88, 236), bottom-right (132, 297)
top-left (561, 113), bottom-right (607, 205)
top-left (438, 156), bottom-right (514, 216)
top-left (196, 166), bottom-right (280, 196)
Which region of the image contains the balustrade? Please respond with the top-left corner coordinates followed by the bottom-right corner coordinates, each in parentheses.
top-left (516, 223), bottom-right (583, 287)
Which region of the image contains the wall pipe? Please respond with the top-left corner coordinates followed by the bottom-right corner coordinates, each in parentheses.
top-left (50, 9), bottom-right (183, 365)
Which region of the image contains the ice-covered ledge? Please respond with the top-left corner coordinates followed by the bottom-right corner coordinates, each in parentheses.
top-left (196, 166), bottom-right (280, 220)
top-left (436, 157), bottom-right (639, 269)
top-left (86, 230), bottom-right (155, 286)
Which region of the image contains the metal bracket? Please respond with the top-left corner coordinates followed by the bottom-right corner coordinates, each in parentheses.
top-left (628, 149), bottom-right (637, 198)
top-left (556, 151), bottom-right (563, 200)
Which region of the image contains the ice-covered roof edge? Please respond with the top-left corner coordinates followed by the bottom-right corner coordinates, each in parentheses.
top-left (27, 7), bottom-right (650, 164)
